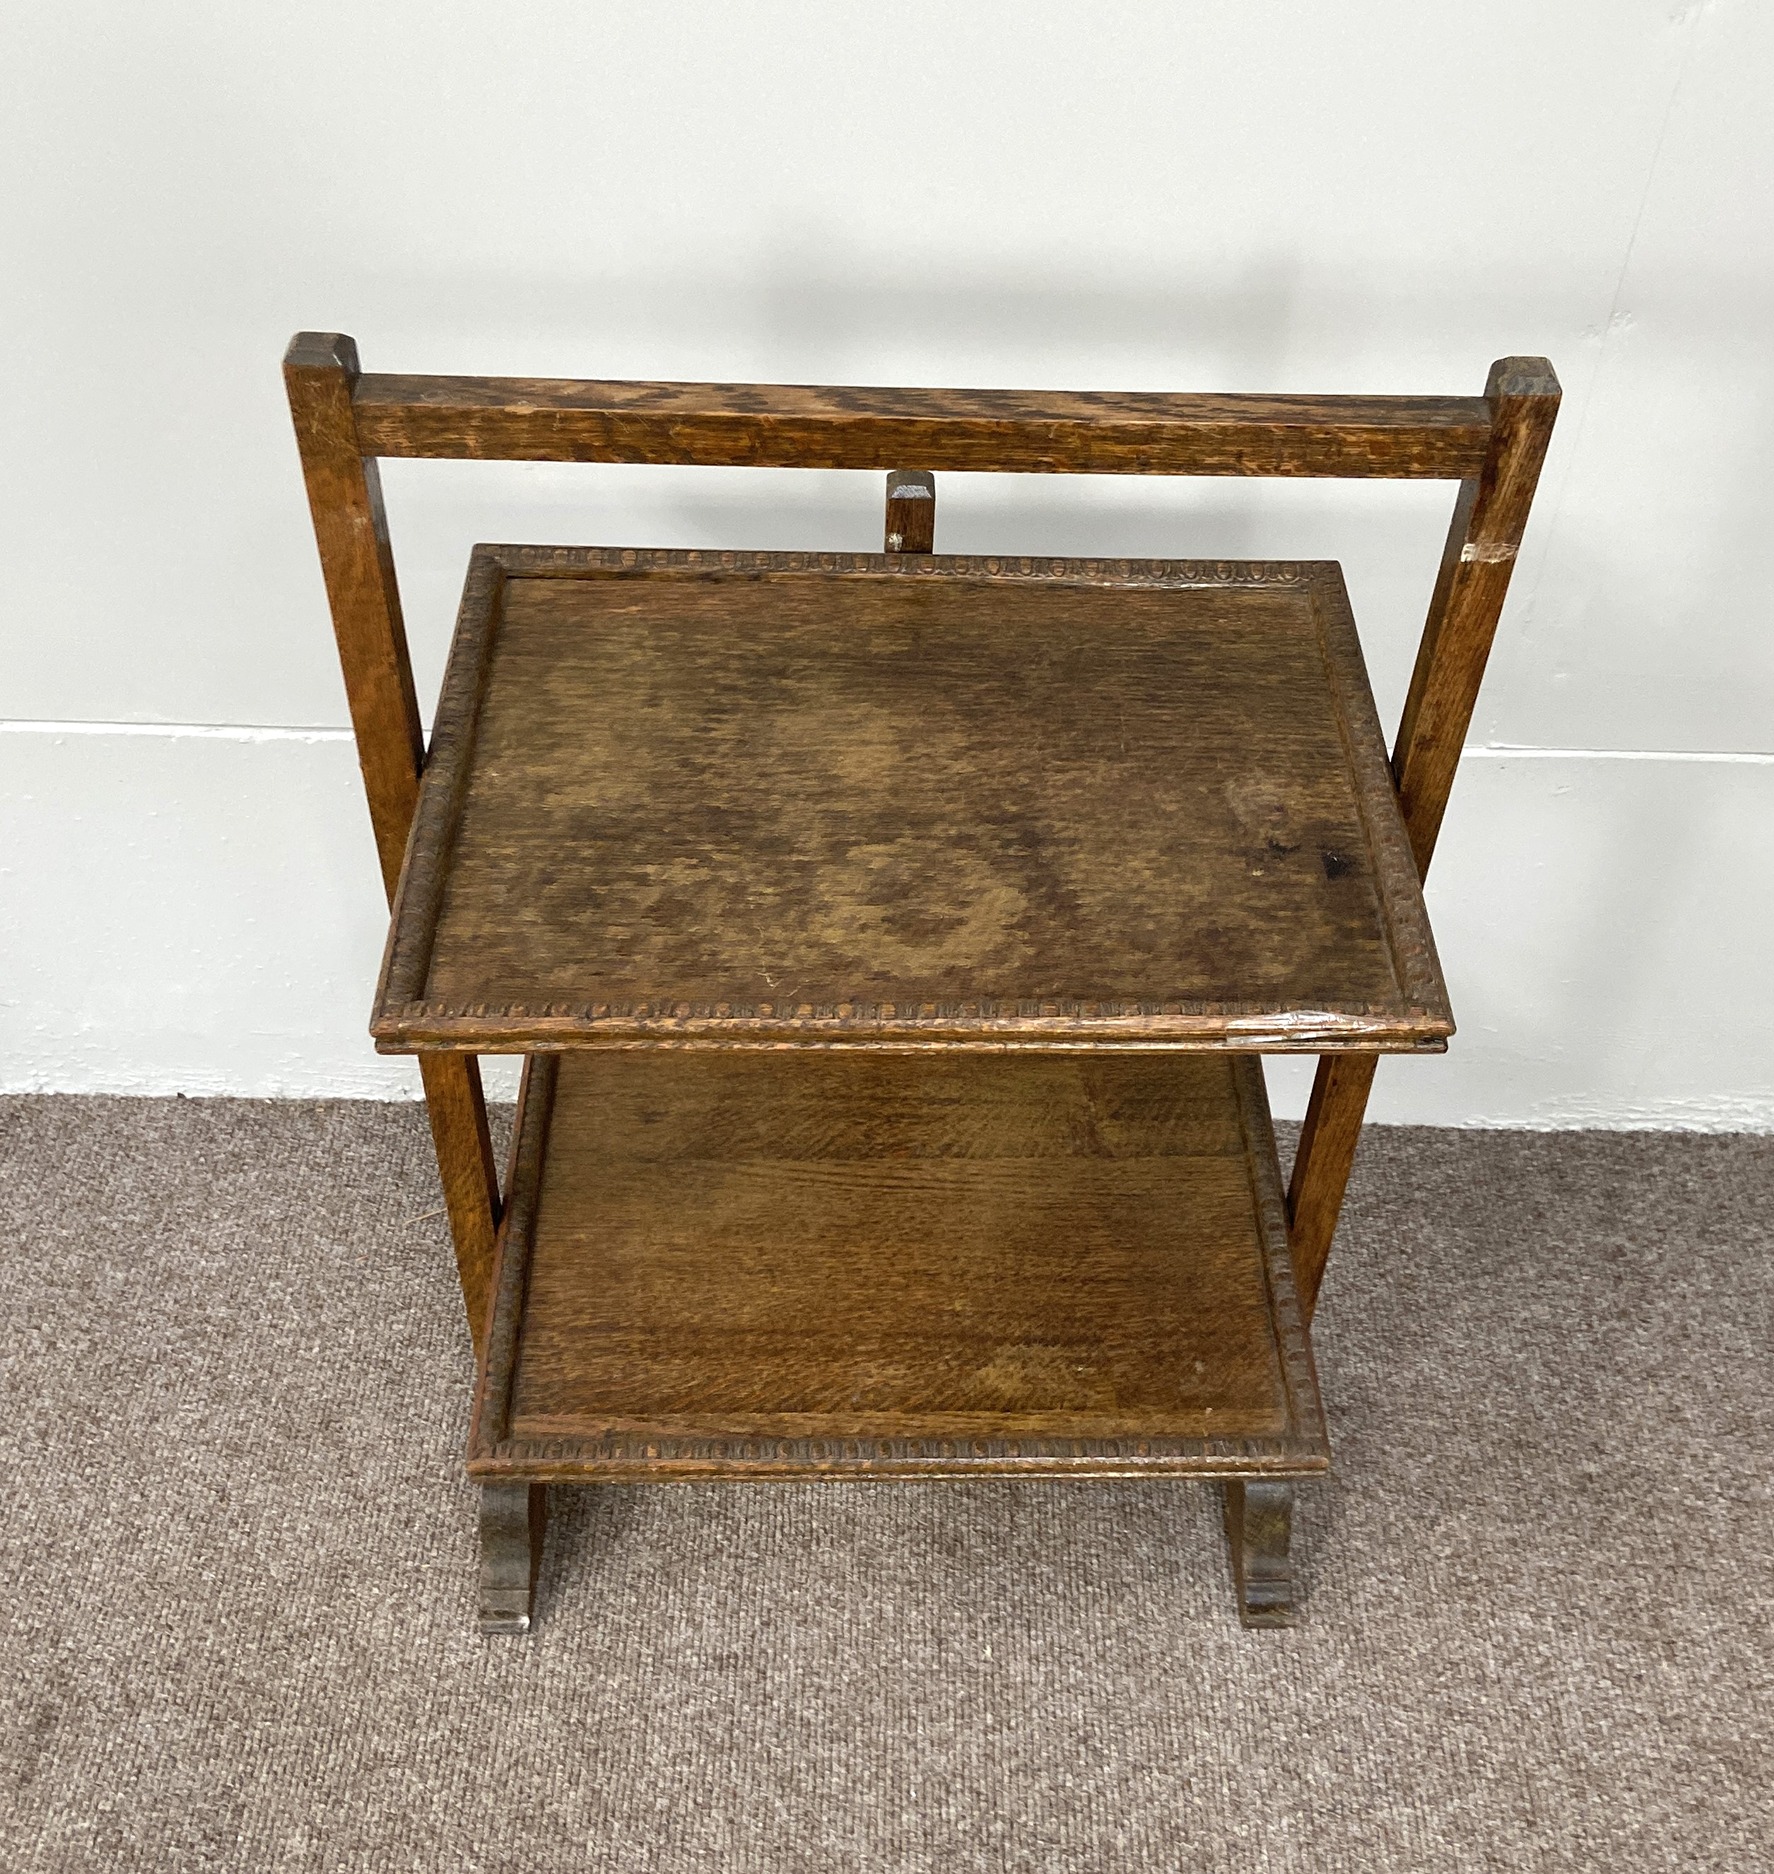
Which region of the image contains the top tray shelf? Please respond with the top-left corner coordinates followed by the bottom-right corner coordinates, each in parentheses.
top-left (374, 546), bottom-right (1450, 1052)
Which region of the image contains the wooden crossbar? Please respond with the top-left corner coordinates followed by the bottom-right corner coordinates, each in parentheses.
top-left (352, 374), bottom-right (1494, 477)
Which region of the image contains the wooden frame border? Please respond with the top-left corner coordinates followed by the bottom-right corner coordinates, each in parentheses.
top-left (465, 1056), bottom-right (1327, 1482)
top-left (371, 547), bottom-right (1451, 1053)
top-left (284, 335), bottom-right (1557, 1347)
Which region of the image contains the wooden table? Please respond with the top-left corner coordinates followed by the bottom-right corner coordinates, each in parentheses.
top-left (285, 340), bottom-right (1558, 1631)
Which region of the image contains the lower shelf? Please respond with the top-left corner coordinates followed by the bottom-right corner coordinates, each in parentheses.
top-left (468, 1050), bottom-right (1328, 1482)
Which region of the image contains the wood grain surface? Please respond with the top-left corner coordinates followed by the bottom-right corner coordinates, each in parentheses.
top-left (376, 548), bottom-right (1448, 1051)
top-left (352, 376), bottom-right (1493, 478)
top-left (1393, 358), bottom-right (1563, 877)
top-left (282, 332), bottom-right (502, 1351)
top-left (1285, 1052), bottom-right (1378, 1313)
top-left (467, 1050), bottom-right (1327, 1480)
top-left (282, 333), bottom-right (425, 899)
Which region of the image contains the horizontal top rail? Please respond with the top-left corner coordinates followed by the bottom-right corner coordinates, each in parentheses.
top-left (348, 372), bottom-right (1497, 478)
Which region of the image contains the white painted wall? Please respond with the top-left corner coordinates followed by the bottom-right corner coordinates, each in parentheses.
top-left (3, 1), bottom-right (1770, 1125)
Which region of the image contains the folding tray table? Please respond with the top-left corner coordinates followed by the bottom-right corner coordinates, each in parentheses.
top-left (285, 338), bottom-right (1557, 1630)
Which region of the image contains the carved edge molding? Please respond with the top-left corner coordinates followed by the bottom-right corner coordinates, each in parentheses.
top-left (486, 544), bottom-right (1322, 584)
top-left (473, 1432), bottom-right (1328, 1475)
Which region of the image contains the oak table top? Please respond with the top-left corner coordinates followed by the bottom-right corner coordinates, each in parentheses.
top-left (376, 547), bottom-right (1448, 1054)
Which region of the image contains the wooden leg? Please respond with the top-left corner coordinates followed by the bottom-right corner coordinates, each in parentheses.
top-left (1223, 1480), bottom-right (1296, 1628)
top-left (479, 1482), bottom-right (547, 1634)
top-left (419, 1053), bottom-right (502, 1361)
top-left (1286, 1053), bottom-right (1377, 1319)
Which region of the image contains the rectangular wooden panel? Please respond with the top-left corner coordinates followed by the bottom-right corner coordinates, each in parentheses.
top-left (352, 376), bottom-right (1494, 478)
top-left (377, 548), bottom-right (1448, 1051)
top-left (468, 1051), bottom-right (1327, 1479)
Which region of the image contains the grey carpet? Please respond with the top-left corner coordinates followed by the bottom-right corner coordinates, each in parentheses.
top-left (0, 1095), bottom-right (1769, 1873)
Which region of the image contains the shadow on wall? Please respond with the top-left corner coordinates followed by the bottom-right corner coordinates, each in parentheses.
top-left (357, 241), bottom-right (1322, 386)
top-left (368, 245), bottom-right (1483, 726)
top-left (746, 235), bottom-right (1311, 389)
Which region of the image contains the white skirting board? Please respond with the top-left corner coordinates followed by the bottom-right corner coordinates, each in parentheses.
top-left (3, 725), bottom-right (1769, 1128)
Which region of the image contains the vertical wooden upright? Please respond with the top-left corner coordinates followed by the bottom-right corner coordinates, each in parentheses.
top-left (1286, 358), bottom-right (1560, 1314)
top-left (283, 333), bottom-right (502, 1359)
top-left (884, 469), bottom-right (937, 554)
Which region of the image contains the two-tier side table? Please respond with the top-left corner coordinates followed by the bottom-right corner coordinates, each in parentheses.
top-left (285, 337), bottom-right (1558, 1630)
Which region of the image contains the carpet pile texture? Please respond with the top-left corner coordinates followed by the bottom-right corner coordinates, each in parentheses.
top-left (1, 1094), bottom-right (1769, 1871)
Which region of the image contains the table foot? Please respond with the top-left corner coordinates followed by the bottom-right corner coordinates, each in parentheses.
top-left (479, 1482), bottom-right (547, 1634)
top-left (1223, 1479), bottom-right (1295, 1628)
